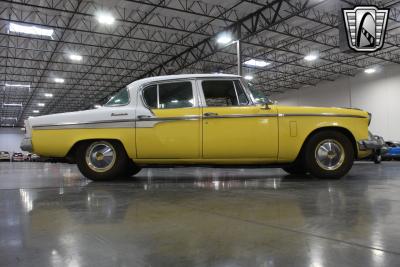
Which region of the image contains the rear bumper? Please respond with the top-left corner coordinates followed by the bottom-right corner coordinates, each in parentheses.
top-left (20, 138), bottom-right (33, 152)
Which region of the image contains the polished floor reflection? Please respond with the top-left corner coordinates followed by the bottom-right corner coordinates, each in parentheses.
top-left (1, 162), bottom-right (400, 266)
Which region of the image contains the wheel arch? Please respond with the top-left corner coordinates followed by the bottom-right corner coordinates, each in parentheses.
top-left (296, 126), bottom-right (358, 161)
top-left (65, 138), bottom-right (127, 163)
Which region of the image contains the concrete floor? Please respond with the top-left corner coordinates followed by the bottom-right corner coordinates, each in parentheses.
top-left (1, 162), bottom-right (400, 266)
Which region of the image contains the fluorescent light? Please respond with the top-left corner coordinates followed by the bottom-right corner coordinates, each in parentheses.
top-left (33, 110), bottom-right (40, 113)
top-left (244, 75), bottom-right (253, 80)
top-left (54, 78), bottom-right (64, 83)
top-left (304, 54), bottom-right (318, 61)
top-left (69, 54), bottom-right (82, 61)
top-left (96, 14), bottom-right (115, 25)
top-left (44, 93), bottom-right (53, 98)
top-left (1, 117), bottom-right (17, 121)
top-left (9, 22), bottom-right (53, 37)
top-left (37, 103), bottom-right (45, 107)
top-left (5, 83), bottom-right (30, 88)
top-left (3, 103), bottom-right (22, 107)
top-left (244, 59), bottom-right (270, 67)
top-left (364, 67), bottom-right (376, 74)
top-left (217, 34), bottom-right (233, 44)
top-left (94, 104), bottom-right (101, 109)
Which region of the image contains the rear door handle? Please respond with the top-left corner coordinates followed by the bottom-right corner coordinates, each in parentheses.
top-left (203, 112), bottom-right (218, 117)
top-left (111, 112), bottom-right (128, 116)
top-left (137, 115), bottom-right (153, 120)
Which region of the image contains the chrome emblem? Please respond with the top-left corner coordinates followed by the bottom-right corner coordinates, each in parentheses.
top-left (343, 6), bottom-right (389, 52)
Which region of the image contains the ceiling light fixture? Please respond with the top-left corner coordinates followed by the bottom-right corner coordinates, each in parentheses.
top-left (69, 54), bottom-right (83, 61)
top-left (5, 83), bottom-right (30, 88)
top-left (364, 67), bottom-right (376, 74)
top-left (3, 103), bottom-right (23, 107)
top-left (33, 110), bottom-right (40, 113)
top-left (1, 117), bottom-right (17, 121)
top-left (9, 22), bottom-right (54, 37)
top-left (44, 93), bottom-right (53, 98)
top-left (244, 75), bottom-right (253, 80)
top-left (54, 78), bottom-right (64, 83)
top-left (96, 13), bottom-right (115, 25)
top-left (94, 104), bottom-right (101, 109)
top-left (37, 103), bottom-right (45, 107)
top-left (217, 33), bottom-right (233, 44)
top-left (244, 59), bottom-right (270, 67)
top-left (304, 54), bottom-right (318, 61)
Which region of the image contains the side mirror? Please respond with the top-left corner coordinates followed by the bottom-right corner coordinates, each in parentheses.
top-left (260, 102), bottom-right (270, 110)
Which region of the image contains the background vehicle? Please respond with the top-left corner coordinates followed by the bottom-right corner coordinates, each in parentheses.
top-left (362, 132), bottom-right (387, 164)
top-left (0, 151), bottom-right (10, 162)
top-left (383, 141), bottom-right (400, 160)
top-left (12, 152), bottom-right (24, 162)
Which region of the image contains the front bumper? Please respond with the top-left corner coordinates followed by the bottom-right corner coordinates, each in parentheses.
top-left (20, 138), bottom-right (33, 152)
top-left (358, 139), bottom-right (384, 151)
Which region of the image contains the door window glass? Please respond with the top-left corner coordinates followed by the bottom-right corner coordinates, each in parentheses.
top-left (142, 85), bottom-right (158, 108)
top-left (159, 82), bottom-right (193, 109)
top-left (142, 82), bottom-right (194, 109)
top-left (202, 80), bottom-right (249, 107)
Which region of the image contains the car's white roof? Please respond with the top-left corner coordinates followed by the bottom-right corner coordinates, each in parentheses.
top-left (127, 73), bottom-right (241, 89)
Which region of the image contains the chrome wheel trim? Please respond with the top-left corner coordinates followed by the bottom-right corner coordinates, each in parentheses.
top-left (315, 139), bottom-right (345, 171)
top-left (85, 141), bottom-right (116, 173)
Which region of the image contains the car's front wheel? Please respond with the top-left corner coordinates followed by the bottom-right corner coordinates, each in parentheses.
top-left (304, 131), bottom-right (354, 179)
top-left (76, 140), bottom-right (129, 181)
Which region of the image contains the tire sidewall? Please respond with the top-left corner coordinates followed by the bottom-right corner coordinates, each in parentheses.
top-left (76, 140), bottom-right (129, 181)
top-left (304, 131), bottom-right (354, 179)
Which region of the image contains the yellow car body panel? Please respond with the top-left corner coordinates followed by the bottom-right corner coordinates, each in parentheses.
top-left (136, 107), bottom-right (201, 159)
top-left (32, 128), bottom-right (135, 158)
top-left (30, 104), bottom-right (370, 164)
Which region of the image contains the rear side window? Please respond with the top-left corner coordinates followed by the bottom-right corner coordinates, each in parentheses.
top-left (104, 87), bottom-right (130, 106)
top-left (202, 80), bottom-right (249, 107)
top-left (143, 82), bottom-right (194, 109)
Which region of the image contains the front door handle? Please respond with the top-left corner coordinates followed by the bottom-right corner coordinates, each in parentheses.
top-left (203, 112), bottom-right (218, 117)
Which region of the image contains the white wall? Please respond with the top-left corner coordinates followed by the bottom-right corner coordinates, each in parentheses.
top-left (271, 64), bottom-right (400, 140)
top-left (0, 127), bottom-right (24, 153)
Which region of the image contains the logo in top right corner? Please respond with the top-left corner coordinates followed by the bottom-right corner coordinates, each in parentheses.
top-left (343, 6), bottom-right (389, 52)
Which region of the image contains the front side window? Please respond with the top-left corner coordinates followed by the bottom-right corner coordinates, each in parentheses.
top-left (202, 80), bottom-right (249, 107)
top-left (244, 81), bottom-right (271, 104)
top-left (104, 87), bottom-right (130, 106)
top-left (142, 81), bottom-right (194, 109)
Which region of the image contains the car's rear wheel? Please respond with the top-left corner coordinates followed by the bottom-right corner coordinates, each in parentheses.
top-left (76, 140), bottom-right (129, 181)
top-left (304, 131), bottom-right (354, 179)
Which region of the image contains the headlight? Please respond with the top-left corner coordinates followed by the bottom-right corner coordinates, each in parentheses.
top-left (368, 112), bottom-right (372, 126)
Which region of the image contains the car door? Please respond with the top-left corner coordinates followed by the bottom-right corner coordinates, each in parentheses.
top-left (199, 79), bottom-right (278, 159)
top-left (135, 80), bottom-right (201, 159)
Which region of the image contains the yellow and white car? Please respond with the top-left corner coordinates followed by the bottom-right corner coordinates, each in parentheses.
top-left (21, 74), bottom-right (378, 180)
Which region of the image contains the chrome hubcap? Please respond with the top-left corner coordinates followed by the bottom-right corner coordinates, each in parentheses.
top-left (85, 141), bottom-right (116, 172)
top-left (315, 139), bottom-right (345, 171)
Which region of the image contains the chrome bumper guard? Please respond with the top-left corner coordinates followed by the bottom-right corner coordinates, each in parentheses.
top-left (358, 139), bottom-right (384, 151)
top-left (20, 138), bottom-right (33, 152)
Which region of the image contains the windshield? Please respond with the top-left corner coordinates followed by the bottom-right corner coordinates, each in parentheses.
top-left (243, 81), bottom-right (272, 104)
top-left (104, 87), bottom-right (130, 106)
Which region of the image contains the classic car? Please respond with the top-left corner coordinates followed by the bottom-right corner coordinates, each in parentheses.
top-left (21, 74), bottom-right (379, 181)
top-left (0, 151), bottom-right (10, 162)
